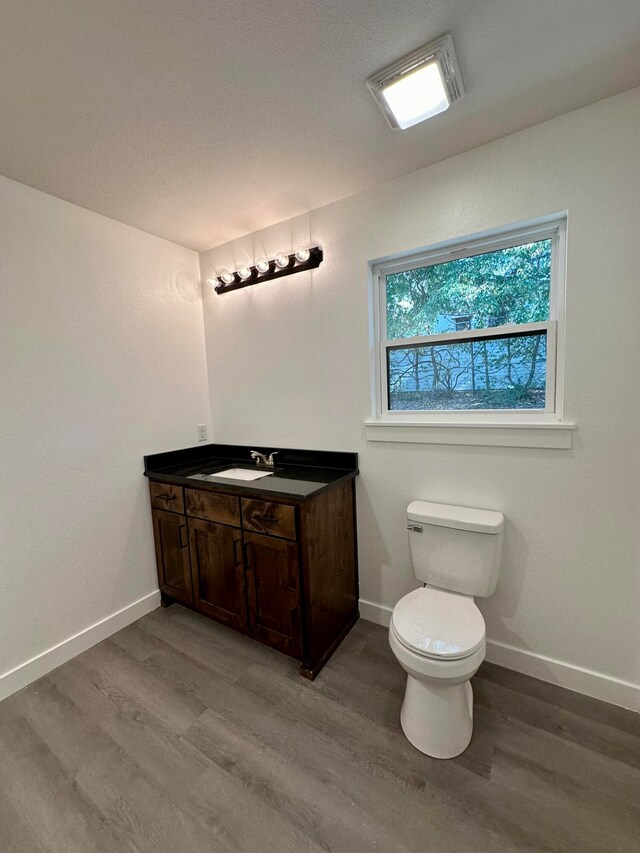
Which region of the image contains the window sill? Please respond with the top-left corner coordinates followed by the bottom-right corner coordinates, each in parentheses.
top-left (364, 420), bottom-right (574, 449)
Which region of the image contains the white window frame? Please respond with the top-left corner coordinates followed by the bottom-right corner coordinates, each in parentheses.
top-left (368, 215), bottom-right (570, 439)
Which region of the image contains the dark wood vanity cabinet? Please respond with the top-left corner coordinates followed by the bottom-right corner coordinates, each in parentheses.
top-left (148, 478), bottom-right (358, 678)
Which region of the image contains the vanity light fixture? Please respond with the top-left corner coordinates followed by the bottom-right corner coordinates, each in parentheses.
top-left (366, 33), bottom-right (464, 130)
top-left (212, 246), bottom-right (323, 295)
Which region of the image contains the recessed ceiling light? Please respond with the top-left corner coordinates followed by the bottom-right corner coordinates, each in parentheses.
top-left (367, 34), bottom-right (464, 130)
top-left (381, 63), bottom-right (449, 128)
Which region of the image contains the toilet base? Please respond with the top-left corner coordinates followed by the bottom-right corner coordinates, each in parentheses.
top-left (400, 675), bottom-right (473, 759)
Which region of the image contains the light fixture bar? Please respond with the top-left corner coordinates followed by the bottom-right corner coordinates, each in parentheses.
top-left (213, 246), bottom-right (323, 295)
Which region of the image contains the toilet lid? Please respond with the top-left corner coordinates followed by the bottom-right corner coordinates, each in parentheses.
top-left (391, 587), bottom-right (485, 660)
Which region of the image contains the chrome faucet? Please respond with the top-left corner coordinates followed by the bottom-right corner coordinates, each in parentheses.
top-left (250, 450), bottom-right (278, 468)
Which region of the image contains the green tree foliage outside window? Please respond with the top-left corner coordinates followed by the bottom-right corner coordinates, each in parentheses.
top-left (385, 240), bottom-right (551, 411)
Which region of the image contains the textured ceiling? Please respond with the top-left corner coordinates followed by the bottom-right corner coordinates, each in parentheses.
top-left (1, 0), bottom-right (639, 251)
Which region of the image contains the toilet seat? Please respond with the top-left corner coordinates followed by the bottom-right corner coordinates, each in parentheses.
top-left (391, 587), bottom-right (485, 661)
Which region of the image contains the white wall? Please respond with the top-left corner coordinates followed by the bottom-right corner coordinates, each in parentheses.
top-left (0, 176), bottom-right (210, 699)
top-left (200, 89), bottom-right (640, 710)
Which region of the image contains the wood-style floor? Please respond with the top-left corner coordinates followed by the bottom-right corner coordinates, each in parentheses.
top-left (1, 607), bottom-right (639, 853)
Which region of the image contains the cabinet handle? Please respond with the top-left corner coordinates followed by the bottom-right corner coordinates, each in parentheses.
top-left (233, 538), bottom-right (242, 565)
top-left (244, 542), bottom-right (252, 568)
top-left (179, 524), bottom-right (187, 549)
top-left (157, 493), bottom-right (176, 501)
top-left (255, 514), bottom-right (277, 524)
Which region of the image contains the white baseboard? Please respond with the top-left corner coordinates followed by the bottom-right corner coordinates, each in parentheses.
top-left (359, 598), bottom-right (639, 712)
top-left (484, 639), bottom-right (639, 712)
top-left (0, 591), bottom-right (161, 703)
top-left (359, 598), bottom-right (393, 627)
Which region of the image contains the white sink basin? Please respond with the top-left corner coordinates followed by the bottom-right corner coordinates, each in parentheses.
top-left (206, 467), bottom-right (274, 481)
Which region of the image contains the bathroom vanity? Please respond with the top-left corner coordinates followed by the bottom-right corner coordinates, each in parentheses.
top-left (144, 444), bottom-right (359, 678)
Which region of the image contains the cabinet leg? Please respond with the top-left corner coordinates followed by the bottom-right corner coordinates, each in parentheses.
top-left (160, 593), bottom-right (176, 609)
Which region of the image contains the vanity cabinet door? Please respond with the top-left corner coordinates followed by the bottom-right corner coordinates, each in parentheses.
top-left (244, 532), bottom-right (302, 658)
top-left (152, 509), bottom-right (192, 606)
top-left (188, 518), bottom-right (248, 632)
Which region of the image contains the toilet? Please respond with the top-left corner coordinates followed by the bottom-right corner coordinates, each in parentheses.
top-left (389, 500), bottom-right (504, 759)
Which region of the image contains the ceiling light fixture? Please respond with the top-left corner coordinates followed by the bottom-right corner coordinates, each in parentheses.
top-left (366, 34), bottom-right (464, 130)
top-left (213, 246), bottom-right (323, 295)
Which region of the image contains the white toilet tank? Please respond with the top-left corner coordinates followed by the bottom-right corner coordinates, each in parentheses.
top-left (407, 500), bottom-right (504, 597)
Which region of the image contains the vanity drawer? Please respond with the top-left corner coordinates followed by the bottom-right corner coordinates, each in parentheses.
top-left (149, 482), bottom-right (184, 513)
top-left (242, 499), bottom-right (296, 540)
top-left (186, 489), bottom-right (240, 527)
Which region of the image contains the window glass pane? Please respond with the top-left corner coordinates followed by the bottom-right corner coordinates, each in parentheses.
top-left (385, 240), bottom-right (551, 340)
top-left (387, 331), bottom-right (547, 411)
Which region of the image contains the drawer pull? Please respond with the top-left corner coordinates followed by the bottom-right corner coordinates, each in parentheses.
top-left (255, 514), bottom-right (277, 524)
top-left (158, 493), bottom-right (176, 501)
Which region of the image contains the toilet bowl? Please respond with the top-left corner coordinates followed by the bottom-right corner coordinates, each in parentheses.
top-left (389, 586), bottom-right (486, 758)
top-left (389, 500), bottom-right (504, 759)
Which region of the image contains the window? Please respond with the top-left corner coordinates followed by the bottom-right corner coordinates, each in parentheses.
top-left (453, 314), bottom-right (471, 332)
top-left (370, 218), bottom-right (566, 424)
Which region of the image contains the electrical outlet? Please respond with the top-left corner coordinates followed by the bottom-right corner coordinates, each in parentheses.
top-left (197, 424), bottom-right (207, 442)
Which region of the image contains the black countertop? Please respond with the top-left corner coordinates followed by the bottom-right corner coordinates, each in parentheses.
top-left (144, 443), bottom-right (358, 501)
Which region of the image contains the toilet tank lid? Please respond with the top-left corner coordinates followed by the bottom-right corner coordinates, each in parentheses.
top-left (407, 500), bottom-right (504, 534)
